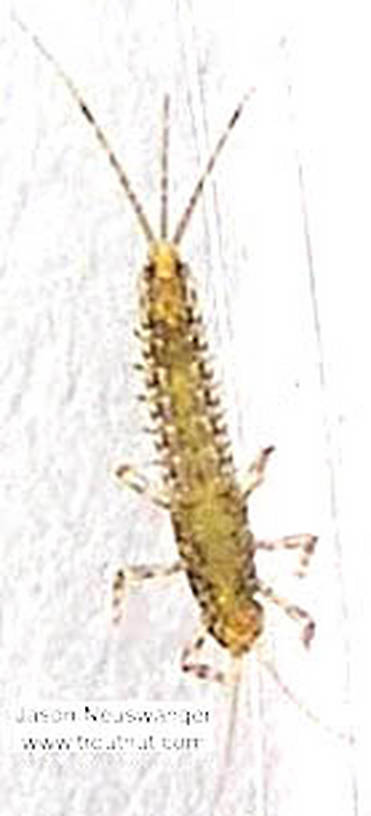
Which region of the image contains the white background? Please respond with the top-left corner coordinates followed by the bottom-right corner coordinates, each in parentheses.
top-left (1, 0), bottom-right (370, 814)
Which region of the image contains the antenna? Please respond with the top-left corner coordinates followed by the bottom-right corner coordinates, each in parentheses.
top-left (160, 94), bottom-right (170, 238)
top-left (13, 13), bottom-right (155, 244)
top-left (172, 88), bottom-right (255, 245)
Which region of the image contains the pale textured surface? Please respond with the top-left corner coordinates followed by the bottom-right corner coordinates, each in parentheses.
top-left (1, 0), bottom-right (368, 814)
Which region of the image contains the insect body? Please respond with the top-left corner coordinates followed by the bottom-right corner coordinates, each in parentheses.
top-left (109, 98), bottom-right (317, 678)
top-left (140, 237), bottom-right (265, 658)
top-left (15, 12), bottom-right (317, 717)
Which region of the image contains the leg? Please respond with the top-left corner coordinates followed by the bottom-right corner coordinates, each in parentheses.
top-left (242, 446), bottom-right (275, 497)
top-left (113, 463), bottom-right (170, 509)
top-left (254, 533), bottom-right (317, 577)
top-left (112, 561), bottom-right (183, 624)
top-left (181, 628), bottom-right (227, 684)
top-left (256, 578), bottom-right (315, 648)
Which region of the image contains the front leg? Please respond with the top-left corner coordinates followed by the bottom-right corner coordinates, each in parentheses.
top-left (113, 462), bottom-right (170, 509)
top-left (242, 446), bottom-right (275, 497)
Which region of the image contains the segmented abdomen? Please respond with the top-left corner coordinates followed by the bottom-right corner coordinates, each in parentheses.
top-left (139, 246), bottom-right (257, 650)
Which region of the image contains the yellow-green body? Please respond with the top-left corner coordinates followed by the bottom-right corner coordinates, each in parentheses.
top-left (141, 242), bottom-right (263, 656)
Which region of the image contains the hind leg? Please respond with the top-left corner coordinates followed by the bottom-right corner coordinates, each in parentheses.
top-left (112, 561), bottom-right (183, 623)
top-left (256, 579), bottom-right (315, 647)
top-left (254, 533), bottom-right (317, 577)
top-left (181, 628), bottom-right (228, 684)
